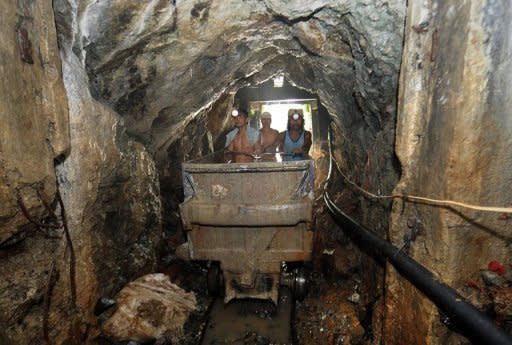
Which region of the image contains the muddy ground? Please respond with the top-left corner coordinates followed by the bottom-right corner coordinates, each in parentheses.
top-left (94, 186), bottom-right (377, 345)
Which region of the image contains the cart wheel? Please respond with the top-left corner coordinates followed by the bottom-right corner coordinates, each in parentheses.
top-left (207, 262), bottom-right (224, 296)
top-left (292, 266), bottom-right (308, 301)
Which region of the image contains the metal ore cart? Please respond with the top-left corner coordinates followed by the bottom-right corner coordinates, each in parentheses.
top-left (179, 152), bottom-right (314, 303)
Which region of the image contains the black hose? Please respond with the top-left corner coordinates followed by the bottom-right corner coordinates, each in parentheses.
top-left (324, 124), bottom-right (512, 345)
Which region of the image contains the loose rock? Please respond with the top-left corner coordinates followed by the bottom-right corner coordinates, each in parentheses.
top-left (102, 273), bottom-right (197, 343)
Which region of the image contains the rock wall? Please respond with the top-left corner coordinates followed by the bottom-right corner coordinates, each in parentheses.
top-left (0, 1), bottom-right (69, 247)
top-left (71, 1), bottom-right (405, 341)
top-left (0, 1), bottom-right (163, 344)
top-left (0, 0), bottom-right (70, 342)
top-left (0, 0), bottom-right (420, 343)
top-left (76, 0), bottom-right (404, 165)
top-left (53, 48), bottom-right (162, 342)
top-left (387, 1), bottom-right (512, 344)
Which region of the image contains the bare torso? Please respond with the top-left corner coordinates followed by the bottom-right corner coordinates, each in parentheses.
top-left (227, 128), bottom-right (259, 163)
top-left (260, 128), bottom-right (279, 153)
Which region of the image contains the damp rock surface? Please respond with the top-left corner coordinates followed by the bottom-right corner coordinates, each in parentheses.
top-left (3, 0), bottom-right (511, 344)
top-left (388, 1), bottom-right (512, 343)
top-left (71, 0), bottom-right (404, 162)
top-left (0, 0), bottom-right (69, 245)
top-left (0, 2), bottom-right (70, 344)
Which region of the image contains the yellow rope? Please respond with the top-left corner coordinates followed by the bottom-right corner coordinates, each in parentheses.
top-left (331, 156), bottom-right (512, 214)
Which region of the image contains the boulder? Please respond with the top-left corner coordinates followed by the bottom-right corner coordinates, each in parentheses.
top-left (102, 273), bottom-right (197, 343)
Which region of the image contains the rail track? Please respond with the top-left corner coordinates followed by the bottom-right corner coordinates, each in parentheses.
top-left (200, 288), bottom-right (294, 345)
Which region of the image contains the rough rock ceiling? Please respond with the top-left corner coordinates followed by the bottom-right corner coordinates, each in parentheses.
top-left (56, 0), bottom-right (405, 161)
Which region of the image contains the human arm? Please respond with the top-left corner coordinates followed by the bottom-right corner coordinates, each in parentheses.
top-left (224, 143), bottom-right (234, 162)
top-left (253, 133), bottom-right (262, 156)
top-left (224, 133), bottom-right (235, 162)
top-left (277, 132), bottom-right (285, 152)
top-left (265, 129), bottom-right (280, 153)
top-left (302, 131), bottom-right (312, 155)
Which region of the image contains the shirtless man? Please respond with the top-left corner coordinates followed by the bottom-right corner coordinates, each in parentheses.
top-left (278, 109), bottom-right (312, 160)
top-left (259, 112), bottom-right (279, 153)
top-left (225, 109), bottom-right (262, 163)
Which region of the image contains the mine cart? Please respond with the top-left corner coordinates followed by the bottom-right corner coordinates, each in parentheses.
top-left (179, 152), bottom-right (314, 303)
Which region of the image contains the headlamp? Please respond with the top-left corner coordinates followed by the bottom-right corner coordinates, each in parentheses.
top-left (231, 109), bottom-right (239, 117)
top-left (291, 113), bottom-right (301, 120)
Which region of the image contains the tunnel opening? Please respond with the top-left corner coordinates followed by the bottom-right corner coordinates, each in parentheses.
top-left (234, 77), bottom-right (330, 147)
top-left (153, 75), bottom-right (393, 345)
top-left (157, 76), bottom-right (335, 238)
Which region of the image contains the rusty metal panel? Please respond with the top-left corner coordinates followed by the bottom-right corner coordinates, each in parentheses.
top-left (180, 200), bottom-right (312, 227)
top-left (182, 154), bottom-right (314, 203)
top-left (188, 226), bottom-right (313, 265)
top-left (183, 169), bottom-right (310, 204)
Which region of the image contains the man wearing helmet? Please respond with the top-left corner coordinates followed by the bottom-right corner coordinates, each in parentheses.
top-left (278, 109), bottom-right (312, 160)
top-left (225, 109), bottom-right (262, 163)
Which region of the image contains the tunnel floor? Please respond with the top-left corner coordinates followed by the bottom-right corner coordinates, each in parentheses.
top-left (201, 288), bottom-right (293, 344)
top-left (149, 254), bottom-right (369, 345)
top-left (136, 182), bottom-right (372, 345)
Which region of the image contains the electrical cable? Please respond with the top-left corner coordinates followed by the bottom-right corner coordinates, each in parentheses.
top-left (328, 123), bottom-right (512, 213)
top-left (323, 123), bottom-right (512, 345)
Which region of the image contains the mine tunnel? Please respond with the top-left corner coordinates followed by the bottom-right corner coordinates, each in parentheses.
top-left (1, 1), bottom-right (512, 345)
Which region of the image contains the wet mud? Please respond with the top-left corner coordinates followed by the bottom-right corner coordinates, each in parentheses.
top-left (294, 273), bottom-right (370, 345)
top-left (201, 288), bottom-right (292, 345)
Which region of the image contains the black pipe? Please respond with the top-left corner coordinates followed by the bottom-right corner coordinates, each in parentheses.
top-left (324, 126), bottom-right (512, 345)
top-left (324, 193), bottom-right (512, 345)
top-left (324, 134), bottom-right (512, 345)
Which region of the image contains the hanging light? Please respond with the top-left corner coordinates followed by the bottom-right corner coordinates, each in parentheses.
top-left (273, 75), bottom-right (284, 88)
